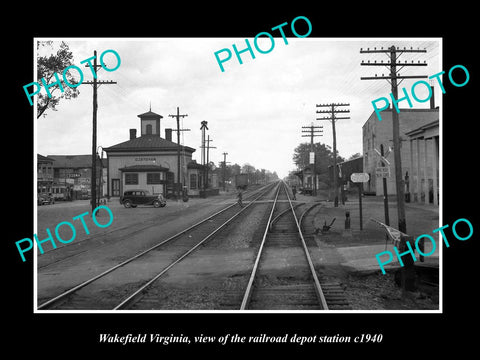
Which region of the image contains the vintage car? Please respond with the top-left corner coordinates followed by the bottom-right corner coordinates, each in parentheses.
top-left (119, 190), bottom-right (166, 208)
top-left (38, 193), bottom-right (55, 206)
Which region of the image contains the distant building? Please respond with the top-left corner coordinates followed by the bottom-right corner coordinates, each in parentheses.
top-left (37, 154), bottom-right (55, 195)
top-left (362, 106), bottom-right (439, 205)
top-left (328, 156), bottom-right (363, 189)
top-left (47, 154), bottom-right (106, 200)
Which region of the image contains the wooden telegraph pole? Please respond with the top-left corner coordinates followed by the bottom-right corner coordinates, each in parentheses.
top-left (360, 45), bottom-right (427, 233)
top-left (83, 50), bottom-right (117, 214)
top-left (169, 107), bottom-right (189, 199)
top-left (202, 135), bottom-right (216, 189)
top-left (301, 123), bottom-right (323, 196)
top-left (222, 152), bottom-right (230, 192)
top-left (316, 103), bottom-right (350, 207)
top-left (200, 121), bottom-right (209, 197)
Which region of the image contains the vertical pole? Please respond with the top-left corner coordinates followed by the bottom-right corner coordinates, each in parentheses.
top-left (310, 125), bottom-right (317, 197)
top-left (91, 50), bottom-right (97, 214)
top-left (381, 144), bottom-right (390, 226)
top-left (390, 46), bottom-right (407, 233)
top-left (332, 105), bottom-right (338, 207)
top-left (423, 138), bottom-right (428, 204)
top-left (409, 139), bottom-right (414, 201)
top-left (176, 107), bottom-right (181, 199)
top-left (433, 136), bottom-right (439, 205)
top-left (358, 182), bottom-right (363, 230)
top-left (223, 152), bottom-right (228, 192)
top-left (206, 135), bottom-right (210, 189)
top-left (416, 138), bottom-right (421, 203)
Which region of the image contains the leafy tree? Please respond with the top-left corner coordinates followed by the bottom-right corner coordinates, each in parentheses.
top-left (347, 152), bottom-right (362, 160)
top-left (292, 142), bottom-right (345, 177)
top-left (36, 41), bottom-right (80, 118)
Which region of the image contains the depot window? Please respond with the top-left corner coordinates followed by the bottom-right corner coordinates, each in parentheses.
top-left (190, 174), bottom-right (197, 189)
top-left (125, 173), bottom-right (138, 185)
top-left (147, 173), bottom-right (161, 184)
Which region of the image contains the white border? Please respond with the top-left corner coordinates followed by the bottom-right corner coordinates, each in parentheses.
top-left (33, 37), bottom-right (442, 314)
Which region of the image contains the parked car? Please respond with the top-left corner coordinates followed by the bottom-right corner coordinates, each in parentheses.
top-left (120, 190), bottom-right (166, 208)
top-left (38, 193), bottom-right (55, 206)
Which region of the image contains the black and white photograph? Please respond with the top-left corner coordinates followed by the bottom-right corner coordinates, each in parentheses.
top-left (33, 37), bottom-right (443, 313)
top-left (7, 7), bottom-right (477, 354)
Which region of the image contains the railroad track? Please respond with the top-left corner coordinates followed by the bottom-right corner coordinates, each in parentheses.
top-left (240, 181), bottom-right (350, 310)
top-left (37, 182), bottom-right (278, 310)
top-left (240, 182), bottom-right (328, 310)
top-left (37, 184), bottom-right (268, 270)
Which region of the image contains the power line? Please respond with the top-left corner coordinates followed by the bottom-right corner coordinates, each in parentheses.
top-left (82, 50), bottom-right (117, 213)
top-left (360, 44), bottom-right (428, 233)
top-left (168, 107), bottom-right (189, 199)
top-left (316, 103), bottom-right (350, 207)
top-left (301, 123), bottom-right (323, 197)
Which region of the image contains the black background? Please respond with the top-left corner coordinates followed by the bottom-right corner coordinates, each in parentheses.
top-left (7, 4), bottom-right (477, 355)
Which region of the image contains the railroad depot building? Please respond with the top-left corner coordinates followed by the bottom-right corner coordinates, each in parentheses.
top-left (104, 109), bottom-right (203, 198)
top-left (362, 106), bottom-right (439, 205)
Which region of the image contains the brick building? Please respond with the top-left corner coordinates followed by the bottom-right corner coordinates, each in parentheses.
top-left (362, 106), bottom-right (439, 205)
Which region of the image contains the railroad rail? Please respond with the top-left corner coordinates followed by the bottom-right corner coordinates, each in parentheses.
top-left (240, 181), bottom-right (329, 310)
top-left (37, 182), bottom-right (278, 310)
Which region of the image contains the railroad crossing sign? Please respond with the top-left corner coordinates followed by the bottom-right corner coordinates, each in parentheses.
top-left (376, 166), bottom-right (390, 178)
top-left (374, 148), bottom-right (390, 165)
top-left (350, 172), bottom-right (370, 183)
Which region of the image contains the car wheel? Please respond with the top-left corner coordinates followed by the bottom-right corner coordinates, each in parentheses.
top-left (124, 200), bottom-right (132, 208)
top-left (153, 200), bottom-right (161, 208)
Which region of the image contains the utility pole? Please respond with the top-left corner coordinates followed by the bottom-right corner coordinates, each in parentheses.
top-left (169, 107), bottom-right (189, 199)
top-left (83, 50), bottom-right (117, 214)
top-left (316, 103), bottom-right (350, 207)
top-left (200, 121), bottom-right (208, 196)
top-left (360, 45), bottom-right (427, 233)
top-left (201, 135), bottom-right (216, 190)
top-left (301, 123), bottom-right (323, 196)
top-left (222, 152), bottom-right (230, 192)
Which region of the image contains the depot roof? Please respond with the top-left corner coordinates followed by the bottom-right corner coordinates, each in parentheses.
top-left (104, 135), bottom-right (196, 153)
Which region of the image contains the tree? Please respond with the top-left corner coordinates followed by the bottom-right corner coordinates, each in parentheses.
top-left (292, 142), bottom-right (344, 185)
top-left (36, 41), bottom-right (80, 118)
top-left (347, 152), bottom-right (362, 161)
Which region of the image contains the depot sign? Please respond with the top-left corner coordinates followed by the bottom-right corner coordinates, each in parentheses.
top-left (350, 173), bottom-right (369, 183)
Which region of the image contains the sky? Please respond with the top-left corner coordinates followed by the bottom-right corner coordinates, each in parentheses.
top-left (35, 37), bottom-right (441, 179)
